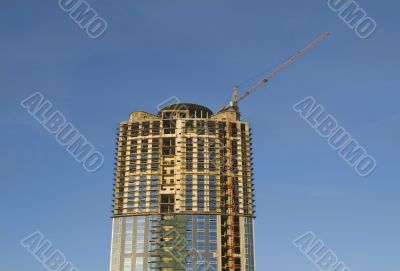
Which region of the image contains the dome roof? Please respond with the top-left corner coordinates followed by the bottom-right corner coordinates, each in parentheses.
top-left (157, 103), bottom-right (213, 118)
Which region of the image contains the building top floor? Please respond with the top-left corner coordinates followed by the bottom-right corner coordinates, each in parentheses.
top-left (127, 103), bottom-right (241, 123)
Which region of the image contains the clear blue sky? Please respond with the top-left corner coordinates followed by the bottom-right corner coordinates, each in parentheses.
top-left (1, 0), bottom-right (399, 270)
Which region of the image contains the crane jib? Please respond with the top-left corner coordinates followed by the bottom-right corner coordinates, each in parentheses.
top-left (218, 32), bottom-right (330, 113)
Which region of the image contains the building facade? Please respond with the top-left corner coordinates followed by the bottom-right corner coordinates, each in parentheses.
top-left (109, 103), bottom-right (255, 271)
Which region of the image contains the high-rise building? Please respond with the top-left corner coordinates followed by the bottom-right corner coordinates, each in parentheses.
top-left (109, 103), bottom-right (255, 271)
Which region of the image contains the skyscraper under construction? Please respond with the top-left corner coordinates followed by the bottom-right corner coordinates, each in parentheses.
top-left (109, 102), bottom-right (255, 271)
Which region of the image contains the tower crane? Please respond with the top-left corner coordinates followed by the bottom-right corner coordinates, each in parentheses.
top-left (217, 32), bottom-right (331, 114)
top-left (222, 32), bottom-right (330, 270)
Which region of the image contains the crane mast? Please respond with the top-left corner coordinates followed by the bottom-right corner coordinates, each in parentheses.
top-left (218, 32), bottom-right (330, 113)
